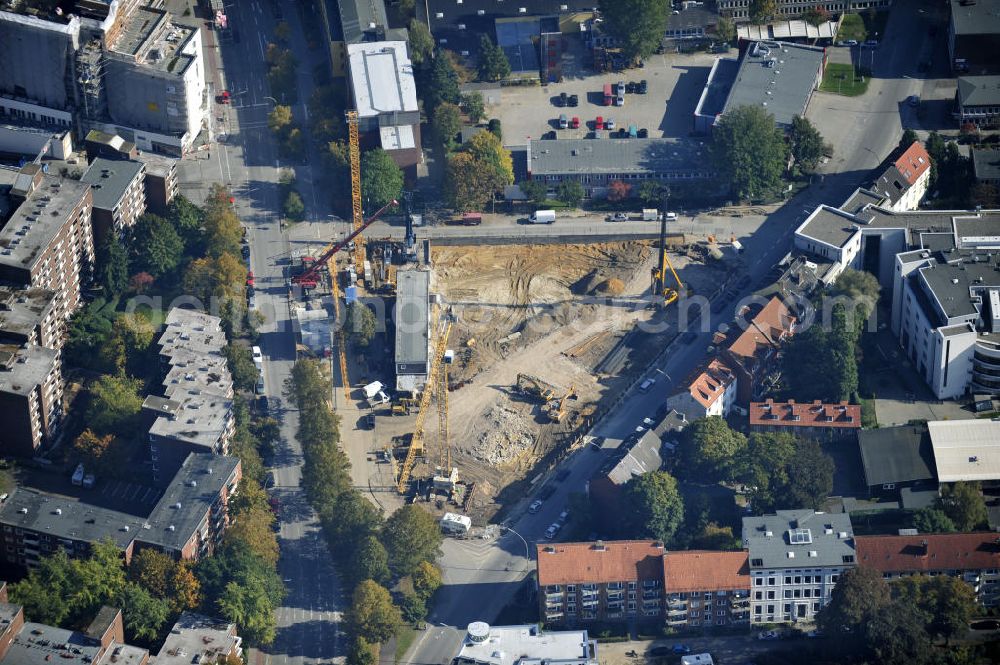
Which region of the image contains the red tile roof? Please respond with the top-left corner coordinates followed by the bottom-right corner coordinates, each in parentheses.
top-left (536, 540), bottom-right (665, 586)
top-left (893, 141), bottom-right (931, 186)
top-left (856, 533), bottom-right (1000, 573)
top-left (749, 399), bottom-right (861, 429)
top-left (727, 297), bottom-right (795, 362)
top-left (662, 550), bottom-right (750, 593)
top-left (686, 358), bottom-right (736, 409)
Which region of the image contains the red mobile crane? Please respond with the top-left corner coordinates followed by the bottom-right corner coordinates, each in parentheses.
top-left (291, 199), bottom-right (397, 288)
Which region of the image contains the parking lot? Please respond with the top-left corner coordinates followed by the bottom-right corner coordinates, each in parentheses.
top-left (488, 44), bottom-right (728, 146)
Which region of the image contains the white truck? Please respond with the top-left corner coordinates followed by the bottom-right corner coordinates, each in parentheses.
top-left (529, 209), bottom-right (556, 224)
top-left (440, 512), bottom-right (472, 536)
top-left (641, 208), bottom-right (659, 221)
top-left (363, 380), bottom-right (390, 407)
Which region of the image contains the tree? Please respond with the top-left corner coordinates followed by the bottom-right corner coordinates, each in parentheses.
top-left (349, 536), bottom-right (390, 585)
top-left (282, 127), bottom-right (305, 159)
top-left (118, 582), bottom-right (170, 642)
top-left (268, 105), bottom-right (294, 134)
top-left (283, 191), bottom-right (305, 220)
top-left (224, 503), bottom-right (279, 565)
top-left (689, 522), bottom-right (742, 550)
top-left (86, 374), bottom-right (143, 436)
top-left (716, 15), bottom-right (736, 43)
top-left (598, 0), bottom-right (668, 62)
top-left (347, 580), bottom-right (401, 644)
top-left (411, 560), bottom-right (442, 600)
top-left (432, 102), bottom-right (462, 151)
top-left (638, 181), bottom-right (666, 206)
top-left (789, 115), bottom-right (827, 174)
top-left (426, 51), bottom-right (461, 115)
top-left (801, 5), bottom-right (830, 27)
top-left (463, 92), bottom-right (486, 124)
top-left (407, 19), bottom-right (434, 66)
top-left (96, 235), bottom-right (129, 297)
top-left (817, 566), bottom-right (890, 634)
top-left (129, 549), bottom-right (174, 598)
top-left (380, 505), bottom-right (443, 578)
top-left (863, 600), bottom-right (934, 665)
top-left (130, 272), bottom-right (154, 294)
top-left (101, 312), bottom-right (154, 377)
top-left (681, 416), bottom-right (748, 481)
top-left (780, 439), bottom-right (834, 509)
top-left (970, 182), bottom-right (1000, 208)
top-left (273, 21), bottom-right (292, 44)
top-left (203, 184), bottom-right (243, 259)
top-left (924, 575), bottom-right (978, 644)
top-left (361, 148), bottom-right (404, 210)
top-left (782, 301), bottom-right (859, 403)
top-left (477, 35), bottom-right (511, 82)
top-left (445, 145), bottom-right (507, 212)
top-left (167, 195), bottom-right (204, 253)
top-left (899, 128), bottom-right (919, 149)
top-left (556, 180), bottom-right (585, 207)
top-left (465, 131), bottom-right (514, 188)
top-left (519, 179), bottom-right (548, 204)
top-left (938, 482), bottom-right (988, 531)
top-left (606, 180), bottom-right (631, 202)
top-left (736, 432), bottom-right (797, 513)
top-left (399, 592), bottom-right (427, 623)
top-left (832, 268), bottom-right (880, 323)
top-left (622, 471), bottom-right (684, 544)
top-left (912, 507), bottom-right (956, 533)
top-left (217, 579), bottom-right (278, 645)
top-left (347, 636), bottom-right (379, 665)
top-left (711, 105), bottom-right (788, 201)
top-left (487, 118), bottom-right (502, 140)
top-left (73, 429), bottom-right (126, 478)
top-left (345, 302), bottom-right (376, 348)
top-left (224, 344), bottom-right (259, 392)
top-left (749, 0), bottom-right (778, 24)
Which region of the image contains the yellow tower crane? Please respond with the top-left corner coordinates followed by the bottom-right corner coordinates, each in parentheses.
top-left (437, 343), bottom-right (452, 471)
top-left (326, 253), bottom-right (351, 402)
top-left (396, 314), bottom-right (453, 493)
top-left (651, 214), bottom-right (684, 306)
top-left (345, 110), bottom-right (366, 269)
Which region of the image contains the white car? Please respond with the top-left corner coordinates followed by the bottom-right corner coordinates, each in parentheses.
top-left (528, 499), bottom-right (544, 514)
top-left (252, 345), bottom-right (263, 365)
top-left (605, 118), bottom-right (616, 130)
top-left (544, 523), bottom-right (562, 539)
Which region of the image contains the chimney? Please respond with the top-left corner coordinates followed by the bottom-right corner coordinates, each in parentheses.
top-left (920, 539), bottom-right (929, 557)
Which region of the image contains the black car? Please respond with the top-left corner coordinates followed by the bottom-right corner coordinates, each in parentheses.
top-left (637, 128), bottom-right (648, 138)
top-left (257, 395), bottom-right (269, 412)
top-left (625, 81), bottom-right (637, 93)
top-left (555, 468), bottom-right (571, 482)
top-left (556, 92), bottom-right (567, 107)
top-left (542, 130), bottom-right (557, 140)
top-left (242, 244), bottom-right (251, 258)
top-left (568, 94), bottom-right (579, 107)
top-left (246, 285), bottom-right (255, 298)
top-left (638, 79), bottom-right (648, 94)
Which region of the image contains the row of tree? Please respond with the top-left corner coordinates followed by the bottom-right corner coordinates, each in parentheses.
top-left (268, 105), bottom-right (306, 161)
top-left (286, 360), bottom-right (444, 664)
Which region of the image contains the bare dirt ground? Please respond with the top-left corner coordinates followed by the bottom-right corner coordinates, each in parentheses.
top-left (401, 241), bottom-right (728, 521)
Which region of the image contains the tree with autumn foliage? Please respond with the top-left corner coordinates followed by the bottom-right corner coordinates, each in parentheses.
top-left (606, 180), bottom-right (631, 201)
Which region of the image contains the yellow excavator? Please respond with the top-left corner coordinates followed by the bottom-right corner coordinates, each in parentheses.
top-left (516, 373), bottom-right (557, 402)
top-left (651, 213), bottom-right (684, 306)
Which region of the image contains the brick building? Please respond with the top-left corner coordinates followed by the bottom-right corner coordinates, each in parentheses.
top-left (0, 603), bottom-right (148, 665)
top-left (666, 358), bottom-right (738, 422)
top-left (80, 157), bottom-right (147, 243)
top-left (749, 399), bottom-right (861, 442)
top-left (663, 551), bottom-right (751, 629)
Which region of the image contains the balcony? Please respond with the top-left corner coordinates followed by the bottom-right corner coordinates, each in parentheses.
top-left (545, 611), bottom-right (564, 620)
top-left (668, 599), bottom-right (687, 610)
top-left (667, 617), bottom-right (688, 626)
top-left (582, 600), bottom-right (599, 609)
top-left (642, 590), bottom-right (661, 600)
top-left (607, 593), bottom-right (624, 601)
top-left (546, 592), bottom-right (564, 601)
top-left (668, 606), bottom-right (687, 616)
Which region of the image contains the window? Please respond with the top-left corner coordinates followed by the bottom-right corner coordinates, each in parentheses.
top-left (784, 603), bottom-right (791, 613)
top-left (752, 558), bottom-right (764, 567)
top-left (813, 602), bottom-right (820, 612)
top-left (628, 581), bottom-right (636, 589)
top-left (755, 606), bottom-right (762, 615)
top-left (768, 577), bottom-right (776, 586)
top-left (567, 585), bottom-right (576, 592)
top-left (754, 578), bottom-right (764, 587)
top-left (755, 591), bottom-right (763, 600)
top-left (767, 605), bottom-right (774, 613)
top-left (767, 591), bottom-right (775, 600)
top-left (784, 576), bottom-right (792, 585)
top-left (784, 590), bottom-right (792, 598)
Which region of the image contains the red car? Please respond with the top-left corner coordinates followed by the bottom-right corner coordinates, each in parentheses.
top-left (571, 116), bottom-right (580, 129)
top-left (595, 116), bottom-right (604, 130)
top-left (246, 270), bottom-right (254, 286)
top-left (217, 90), bottom-right (231, 104)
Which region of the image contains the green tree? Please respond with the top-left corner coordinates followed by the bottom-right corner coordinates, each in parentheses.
top-left (268, 104), bottom-right (294, 134)
top-left (9, 548), bottom-right (76, 625)
top-left (689, 522), bottom-right (742, 550)
top-left (463, 92), bottom-right (486, 124)
top-left (938, 482), bottom-right (988, 531)
top-left (350, 535), bottom-right (391, 585)
top-left (345, 302), bottom-right (376, 348)
top-left (273, 21), bottom-right (292, 44)
top-left (780, 439), bottom-right (834, 509)
top-left (924, 575), bottom-right (978, 644)
top-left (477, 35), bottom-right (511, 82)
top-left (361, 148), bottom-right (404, 210)
top-left (103, 312), bottom-right (155, 377)
top-left (130, 213), bottom-right (183, 278)
top-left (782, 301), bottom-right (859, 402)
top-left (465, 130), bottom-right (514, 188)
top-left (899, 128), bottom-right (919, 149)
top-left (96, 235), bottom-right (129, 297)
top-left (411, 560), bottom-right (442, 600)
top-left (86, 374), bottom-right (143, 436)
top-left (426, 51), bottom-right (462, 115)
top-left (556, 180), bottom-right (585, 207)
top-left (224, 344), bottom-right (259, 392)
top-left (283, 190), bottom-right (305, 221)
top-left (622, 471), bottom-right (684, 544)
top-left (445, 152), bottom-right (494, 211)
top-left (217, 579), bottom-right (278, 645)
top-left (487, 118), bottom-right (502, 141)
top-left (710, 105), bottom-right (788, 202)
top-left (347, 580), bottom-right (401, 644)
top-left (73, 429), bottom-right (124, 478)
top-left (749, 0), bottom-right (778, 23)
top-left (380, 505), bottom-right (443, 578)
top-left (432, 101), bottom-right (463, 151)
top-left (598, 0), bottom-right (668, 62)
top-left (911, 507), bottom-right (957, 533)
top-left (519, 179), bottom-right (548, 204)
top-left (736, 431), bottom-right (797, 513)
top-left (789, 115), bottom-right (827, 174)
top-left (399, 591), bottom-right (427, 622)
top-left (638, 181), bottom-right (666, 206)
top-left (118, 582), bottom-right (170, 642)
top-left (801, 5), bottom-right (830, 27)
top-left (203, 184), bottom-right (243, 259)
top-left (347, 636), bottom-right (379, 665)
top-left (863, 600), bottom-right (933, 665)
top-left (715, 15), bottom-right (736, 43)
top-left (407, 19), bottom-right (434, 66)
top-left (681, 416), bottom-right (748, 481)
top-left (817, 566), bottom-right (890, 634)
top-left (832, 268), bottom-right (880, 322)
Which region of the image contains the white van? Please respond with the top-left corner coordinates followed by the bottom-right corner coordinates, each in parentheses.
top-left (529, 210), bottom-right (556, 224)
top-left (664, 211), bottom-right (678, 221)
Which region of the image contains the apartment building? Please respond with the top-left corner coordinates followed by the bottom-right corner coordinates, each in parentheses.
top-left (743, 510), bottom-right (857, 624)
top-left (589, 430), bottom-right (665, 535)
top-left (0, 603), bottom-right (149, 665)
top-left (663, 551), bottom-right (751, 629)
top-left (154, 613), bottom-right (242, 665)
top-left (717, 0), bottom-right (891, 22)
top-left (536, 541), bottom-right (667, 625)
top-left (0, 452), bottom-right (241, 568)
top-left (0, 164), bottom-right (95, 327)
top-left (666, 358), bottom-right (737, 422)
top-left (749, 399), bottom-right (861, 442)
top-left (867, 141), bottom-right (932, 212)
top-left (0, 286), bottom-right (60, 350)
top-left (0, 343), bottom-right (62, 457)
top-left (972, 148), bottom-right (1000, 186)
top-left (721, 296), bottom-right (796, 402)
top-left (80, 157), bottom-right (146, 242)
top-left (856, 533), bottom-right (1000, 606)
top-left (136, 153), bottom-right (178, 215)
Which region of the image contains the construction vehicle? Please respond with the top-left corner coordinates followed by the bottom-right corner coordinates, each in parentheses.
top-left (516, 373), bottom-right (557, 402)
top-left (391, 397), bottom-right (416, 416)
top-left (396, 311), bottom-right (453, 494)
top-left (544, 385), bottom-right (577, 423)
top-left (651, 213), bottom-right (684, 306)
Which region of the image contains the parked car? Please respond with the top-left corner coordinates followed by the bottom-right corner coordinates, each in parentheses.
top-left (558, 509), bottom-right (570, 522)
top-left (616, 81), bottom-right (626, 96)
top-left (595, 116), bottom-right (604, 130)
top-left (555, 469), bottom-right (571, 482)
top-left (568, 94), bottom-right (579, 107)
top-left (242, 244), bottom-right (250, 258)
top-left (542, 130), bottom-right (557, 140)
top-left (638, 79), bottom-right (648, 94)
top-left (605, 118), bottom-right (616, 130)
top-left (639, 377), bottom-right (656, 392)
top-left (607, 212), bottom-right (628, 222)
top-left (628, 125), bottom-right (638, 138)
top-left (615, 94), bottom-right (624, 106)
top-left (971, 620), bottom-right (1000, 631)
top-left (843, 39), bottom-right (858, 46)
top-left (672, 644), bottom-right (692, 654)
top-left (557, 92), bottom-right (567, 107)
top-left (528, 499), bottom-right (544, 514)
top-left (625, 81), bottom-right (637, 93)
top-left (638, 127), bottom-right (648, 138)
top-left (544, 524), bottom-right (559, 539)
top-left (571, 116), bottom-right (580, 129)
top-left (217, 90), bottom-right (231, 104)
top-left (559, 113), bottom-right (568, 128)
top-left (864, 39), bottom-right (879, 47)
top-left (246, 270), bottom-right (255, 286)
top-left (758, 630), bottom-right (781, 641)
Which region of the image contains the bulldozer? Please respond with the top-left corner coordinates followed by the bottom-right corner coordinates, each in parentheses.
top-left (544, 385), bottom-right (577, 423)
top-left (516, 373), bottom-right (558, 402)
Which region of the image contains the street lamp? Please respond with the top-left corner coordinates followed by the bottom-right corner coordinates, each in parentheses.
top-left (501, 525), bottom-right (530, 572)
top-left (264, 96), bottom-right (278, 107)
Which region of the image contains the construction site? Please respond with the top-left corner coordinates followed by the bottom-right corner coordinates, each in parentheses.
top-left (287, 114), bottom-right (744, 525)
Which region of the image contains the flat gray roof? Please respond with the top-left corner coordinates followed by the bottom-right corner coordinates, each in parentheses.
top-left (958, 76), bottom-right (1000, 107)
top-left (1, 620), bottom-right (147, 665)
top-left (857, 425), bottom-right (935, 487)
top-left (528, 138), bottom-right (711, 178)
top-left (80, 158), bottom-right (144, 212)
top-left (0, 343), bottom-right (56, 397)
top-left (919, 255), bottom-right (1000, 320)
top-left (797, 204), bottom-right (861, 248)
top-left (722, 41), bottom-right (824, 128)
top-left (696, 57), bottom-right (740, 118)
top-left (154, 612), bottom-right (239, 665)
top-left (162, 353), bottom-right (232, 398)
top-left (0, 286), bottom-right (55, 341)
top-left (840, 188), bottom-right (885, 216)
top-left (929, 419), bottom-right (1000, 483)
top-left (395, 269), bottom-right (429, 368)
top-left (973, 148), bottom-right (1000, 182)
top-left (0, 168), bottom-right (90, 274)
top-left (150, 386), bottom-right (233, 448)
top-left (743, 510), bottom-right (855, 570)
top-left (950, 0), bottom-right (1000, 36)
top-left (347, 41), bottom-right (418, 119)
